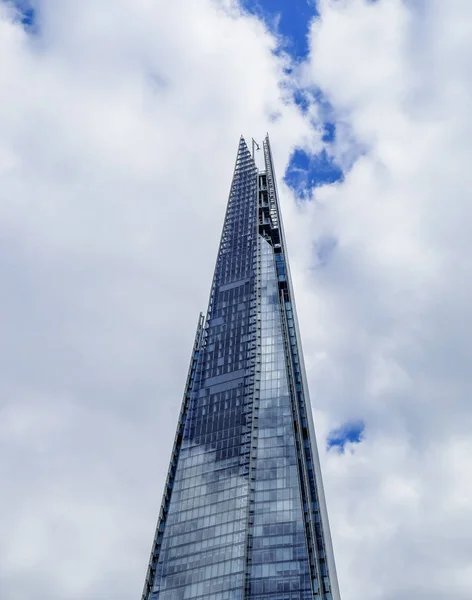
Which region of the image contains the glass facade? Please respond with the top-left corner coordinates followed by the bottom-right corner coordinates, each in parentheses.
top-left (141, 137), bottom-right (340, 600)
top-left (247, 237), bottom-right (311, 599)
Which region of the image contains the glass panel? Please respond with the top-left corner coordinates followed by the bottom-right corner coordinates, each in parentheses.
top-left (143, 137), bottom-right (339, 600)
top-left (151, 139), bottom-right (258, 600)
top-left (247, 237), bottom-right (311, 600)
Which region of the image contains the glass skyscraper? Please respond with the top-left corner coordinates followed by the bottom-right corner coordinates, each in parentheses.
top-left (141, 136), bottom-right (340, 600)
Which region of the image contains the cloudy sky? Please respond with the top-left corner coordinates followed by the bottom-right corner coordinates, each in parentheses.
top-left (2, 0), bottom-right (472, 598)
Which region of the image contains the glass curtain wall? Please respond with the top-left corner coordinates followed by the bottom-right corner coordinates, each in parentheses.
top-left (141, 136), bottom-right (340, 600)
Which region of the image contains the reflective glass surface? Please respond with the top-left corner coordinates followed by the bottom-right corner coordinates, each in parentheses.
top-left (247, 237), bottom-right (311, 600)
top-left (142, 137), bottom-right (340, 600)
top-left (150, 139), bottom-right (258, 600)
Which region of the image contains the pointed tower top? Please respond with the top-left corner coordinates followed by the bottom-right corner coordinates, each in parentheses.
top-left (235, 136), bottom-right (253, 165)
top-left (238, 135), bottom-right (249, 149)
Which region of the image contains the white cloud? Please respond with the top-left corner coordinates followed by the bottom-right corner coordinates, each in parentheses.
top-left (292, 0), bottom-right (472, 598)
top-left (2, 0), bottom-right (472, 599)
top-left (0, 1), bottom-right (316, 598)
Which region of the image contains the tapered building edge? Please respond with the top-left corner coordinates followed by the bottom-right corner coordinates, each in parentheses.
top-left (262, 136), bottom-right (341, 600)
top-left (141, 313), bottom-right (206, 600)
top-left (141, 135), bottom-right (341, 600)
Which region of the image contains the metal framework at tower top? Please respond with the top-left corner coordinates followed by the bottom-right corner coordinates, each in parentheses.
top-left (141, 135), bottom-right (341, 600)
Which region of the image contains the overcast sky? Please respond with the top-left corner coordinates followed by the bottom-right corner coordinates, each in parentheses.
top-left (1, 1), bottom-right (472, 599)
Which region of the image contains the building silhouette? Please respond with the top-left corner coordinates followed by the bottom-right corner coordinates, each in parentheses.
top-left (141, 136), bottom-right (340, 600)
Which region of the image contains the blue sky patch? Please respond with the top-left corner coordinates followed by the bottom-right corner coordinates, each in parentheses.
top-left (289, 87), bottom-right (339, 185)
top-left (284, 148), bottom-right (344, 197)
top-left (327, 421), bottom-right (365, 453)
top-left (9, 0), bottom-right (37, 30)
top-left (242, 0), bottom-right (318, 60)
top-left (307, 88), bottom-right (337, 137)
top-left (293, 89), bottom-right (311, 114)
top-left (322, 122), bottom-right (336, 143)
top-left (241, 2), bottom-right (345, 191)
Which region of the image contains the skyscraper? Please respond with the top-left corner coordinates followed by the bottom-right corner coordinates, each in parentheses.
top-left (141, 136), bottom-right (340, 600)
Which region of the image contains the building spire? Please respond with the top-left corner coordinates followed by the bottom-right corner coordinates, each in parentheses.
top-left (141, 136), bottom-right (341, 600)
